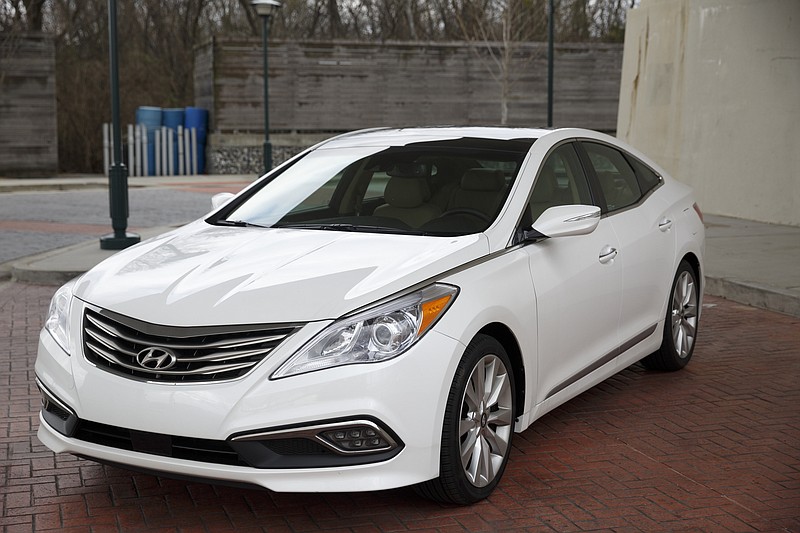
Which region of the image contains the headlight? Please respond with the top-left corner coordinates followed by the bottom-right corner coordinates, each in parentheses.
top-left (45, 279), bottom-right (77, 354)
top-left (272, 283), bottom-right (458, 379)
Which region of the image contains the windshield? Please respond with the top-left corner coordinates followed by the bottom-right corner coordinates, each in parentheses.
top-left (213, 138), bottom-right (532, 236)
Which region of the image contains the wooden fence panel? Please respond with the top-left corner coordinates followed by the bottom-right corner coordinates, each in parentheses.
top-left (197, 39), bottom-right (622, 134)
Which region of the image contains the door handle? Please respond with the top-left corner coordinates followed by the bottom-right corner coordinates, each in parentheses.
top-left (659, 218), bottom-right (673, 232)
top-left (599, 245), bottom-right (618, 264)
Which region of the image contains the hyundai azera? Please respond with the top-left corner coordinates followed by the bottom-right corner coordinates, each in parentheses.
top-left (36, 127), bottom-right (704, 503)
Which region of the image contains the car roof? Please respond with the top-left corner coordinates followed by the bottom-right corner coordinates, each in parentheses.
top-left (318, 126), bottom-right (559, 149)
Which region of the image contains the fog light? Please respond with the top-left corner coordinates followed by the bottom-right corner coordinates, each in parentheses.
top-left (318, 421), bottom-right (397, 454)
top-left (36, 378), bottom-right (78, 437)
top-left (231, 418), bottom-right (401, 458)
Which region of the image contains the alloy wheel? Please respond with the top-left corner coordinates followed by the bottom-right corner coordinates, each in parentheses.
top-left (671, 270), bottom-right (698, 359)
top-left (459, 354), bottom-right (513, 487)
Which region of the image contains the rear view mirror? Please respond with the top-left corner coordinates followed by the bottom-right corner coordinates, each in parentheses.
top-left (211, 192), bottom-right (235, 210)
top-left (527, 204), bottom-right (601, 240)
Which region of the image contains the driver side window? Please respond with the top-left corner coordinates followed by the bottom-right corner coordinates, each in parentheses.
top-left (528, 143), bottom-right (593, 223)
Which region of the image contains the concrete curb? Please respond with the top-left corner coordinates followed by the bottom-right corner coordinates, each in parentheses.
top-left (9, 240), bottom-right (108, 285)
top-left (705, 276), bottom-right (800, 318)
top-left (0, 182), bottom-right (110, 194)
top-left (8, 226), bottom-right (172, 286)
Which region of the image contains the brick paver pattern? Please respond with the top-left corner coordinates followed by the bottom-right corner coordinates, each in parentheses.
top-left (1, 282), bottom-right (798, 532)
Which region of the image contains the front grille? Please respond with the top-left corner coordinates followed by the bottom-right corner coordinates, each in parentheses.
top-left (83, 308), bottom-right (300, 383)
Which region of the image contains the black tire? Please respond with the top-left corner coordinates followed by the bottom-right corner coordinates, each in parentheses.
top-left (641, 260), bottom-right (699, 371)
top-left (415, 335), bottom-right (515, 504)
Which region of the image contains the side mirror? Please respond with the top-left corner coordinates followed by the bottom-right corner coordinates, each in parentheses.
top-left (211, 192), bottom-right (235, 210)
top-left (525, 204), bottom-right (601, 241)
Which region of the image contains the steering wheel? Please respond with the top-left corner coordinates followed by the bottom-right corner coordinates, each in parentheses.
top-left (441, 208), bottom-right (491, 223)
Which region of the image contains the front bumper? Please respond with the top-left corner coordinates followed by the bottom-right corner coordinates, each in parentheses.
top-left (34, 310), bottom-right (465, 492)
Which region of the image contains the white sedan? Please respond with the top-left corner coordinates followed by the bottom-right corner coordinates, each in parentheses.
top-left (36, 127), bottom-right (704, 504)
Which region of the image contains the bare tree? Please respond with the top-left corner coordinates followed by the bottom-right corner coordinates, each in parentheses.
top-left (4, 0), bottom-right (634, 170)
top-left (452, 0), bottom-right (547, 124)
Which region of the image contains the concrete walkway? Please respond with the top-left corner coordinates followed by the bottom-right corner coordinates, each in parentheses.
top-left (2, 175), bottom-right (799, 317)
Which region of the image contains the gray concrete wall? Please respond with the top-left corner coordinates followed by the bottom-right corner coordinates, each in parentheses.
top-left (617, 0), bottom-right (800, 227)
top-left (0, 33), bottom-right (58, 178)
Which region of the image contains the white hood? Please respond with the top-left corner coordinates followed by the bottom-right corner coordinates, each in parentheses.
top-left (74, 222), bottom-right (485, 325)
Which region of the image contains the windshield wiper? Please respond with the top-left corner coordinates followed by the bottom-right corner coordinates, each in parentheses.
top-left (274, 222), bottom-right (424, 235)
top-left (214, 219), bottom-right (267, 228)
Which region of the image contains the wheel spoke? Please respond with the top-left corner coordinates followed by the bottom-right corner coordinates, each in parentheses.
top-left (459, 417), bottom-right (475, 438)
top-left (482, 358), bottom-right (497, 404)
top-left (464, 376), bottom-right (481, 413)
top-left (681, 328), bottom-right (692, 356)
top-left (460, 426), bottom-right (479, 470)
top-left (470, 361), bottom-right (486, 407)
top-left (464, 432), bottom-right (482, 483)
top-left (477, 434), bottom-right (493, 485)
top-left (485, 371), bottom-right (508, 408)
top-left (487, 405), bottom-right (513, 427)
top-left (683, 318), bottom-right (697, 338)
top-left (482, 424), bottom-right (510, 454)
top-left (673, 320), bottom-right (683, 349)
top-left (679, 273), bottom-right (692, 306)
top-left (673, 290), bottom-right (683, 315)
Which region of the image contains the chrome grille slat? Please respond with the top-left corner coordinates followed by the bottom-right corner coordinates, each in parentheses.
top-left (85, 328), bottom-right (139, 357)
top-left (86, 341), bottom-right (132, 366)
top-left (86, 313), bottom-right (285, 350)
top-left (82, 308), bottom-right (300, 383)
top-left (176, 347), bottom-right (275, 363)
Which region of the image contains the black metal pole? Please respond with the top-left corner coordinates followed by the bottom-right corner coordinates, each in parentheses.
top-left (547, 0), bottom-right (554, 127)
top-left (100, 0), bottom-right (139, 250)
top-left (261, 14), bottom-right (273, 174)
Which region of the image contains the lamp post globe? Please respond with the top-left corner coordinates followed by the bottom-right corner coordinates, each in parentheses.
top-left (251, 0), bottom-right (282, 17)
top-left (251, 0), bottom-right (282, 175)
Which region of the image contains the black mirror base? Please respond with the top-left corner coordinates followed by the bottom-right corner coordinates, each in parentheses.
top-left (100, 232), bottom-right (141, 250)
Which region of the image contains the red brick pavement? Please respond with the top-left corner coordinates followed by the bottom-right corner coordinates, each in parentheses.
top-left (1, 282), bottom-right (798, 532)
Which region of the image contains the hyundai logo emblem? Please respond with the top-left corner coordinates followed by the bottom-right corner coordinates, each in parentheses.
top-left (136, 347), bottom-right (178, 371)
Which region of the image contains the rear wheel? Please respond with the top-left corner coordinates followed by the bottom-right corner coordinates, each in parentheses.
top-left (642, 260), bottom-right (699, 371)
top-left (415, 335), bottom-right (515, 504)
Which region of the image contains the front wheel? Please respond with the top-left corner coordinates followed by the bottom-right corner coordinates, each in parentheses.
top-left (642, 260), bottom-right (699, 371)
top-left (415, 335), bottom-right (515, 504)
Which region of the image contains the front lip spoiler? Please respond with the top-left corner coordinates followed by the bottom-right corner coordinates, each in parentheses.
top-left (76, 455), bottom-right (266, 491)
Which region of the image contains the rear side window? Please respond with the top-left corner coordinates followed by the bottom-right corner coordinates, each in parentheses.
top-left (627, 156), bottom-right (662, 195)
top-left (582, 142), bottom-right (642, 213)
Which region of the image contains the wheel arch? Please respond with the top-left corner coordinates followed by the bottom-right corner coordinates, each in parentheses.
top-left (476, 323), bottom-right (526, 421)
top-left (678, 252), bottom-right (703, 285)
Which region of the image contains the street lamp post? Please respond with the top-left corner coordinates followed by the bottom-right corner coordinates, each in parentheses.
top-left (547, 0), bottom-right (554, 127)
top-left (100, 0), bottom-right (140, 250)
top-left (251, 0), bottom-right (282, 175)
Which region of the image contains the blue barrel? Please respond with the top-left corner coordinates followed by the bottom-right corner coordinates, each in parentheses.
top-left (184, 107), bottom-right (208, 174)
top-left (135, 106), bottom-right (162, 176)
top-left (162, 108), bottom-right (184, 173)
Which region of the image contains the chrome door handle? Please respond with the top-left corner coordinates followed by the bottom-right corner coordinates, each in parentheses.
top-left (659, 218), bottom-right (673, 231)
top-left (599, 246), bottom-right (618, 264)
